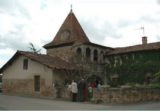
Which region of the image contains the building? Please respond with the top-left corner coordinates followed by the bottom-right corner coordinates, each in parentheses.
top-left (105, 37), bottom-right (160, 86)
top-left (0, 9), bottom-right (160, 98)
top-left (0, 10), bottom-right (112, 97)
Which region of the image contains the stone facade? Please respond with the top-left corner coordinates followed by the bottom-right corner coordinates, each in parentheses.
top-left (2, 79), bottom-right (54, 97)
top-left (47, 45), bottom-right (74, 62)
top-left (46, 42), bottom-right (111, 84)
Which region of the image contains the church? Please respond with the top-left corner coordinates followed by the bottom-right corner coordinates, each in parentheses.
top-left (1, 9), bottom-right (160, 98)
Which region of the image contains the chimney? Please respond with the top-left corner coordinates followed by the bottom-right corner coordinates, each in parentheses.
top-left (142, 36), bottom-right (147, 45)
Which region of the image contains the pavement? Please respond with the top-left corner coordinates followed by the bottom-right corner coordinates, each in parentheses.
top-left (0, 93), bottom-right (160, 110)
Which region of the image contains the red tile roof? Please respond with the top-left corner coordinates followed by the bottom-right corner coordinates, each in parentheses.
top-left (44, 11), bottom-right (90, 49)
top-left (0, 51), bottom-right (77, 73)
top-left (107, 42), bottom-right (160, 55)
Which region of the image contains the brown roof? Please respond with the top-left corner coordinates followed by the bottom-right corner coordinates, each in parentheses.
top-left (44, 10), bottom-right (90, 49)
top-left (107, 42), bottom-right (160, 55)
top-left (83, 42), bottom-right (113, 49)
top-left (0, 51), bottom-right (77, 73)
top-left (44, 41), bottom-right (74, 49)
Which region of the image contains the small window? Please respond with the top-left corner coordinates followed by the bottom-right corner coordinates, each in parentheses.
top-left (23, 59), bottom-right (28, 70)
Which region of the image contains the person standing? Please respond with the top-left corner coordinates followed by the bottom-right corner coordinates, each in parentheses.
top-left (78, 79), bottom-right (85, 102)
top-left (71, 80), bottom-right (78, 102)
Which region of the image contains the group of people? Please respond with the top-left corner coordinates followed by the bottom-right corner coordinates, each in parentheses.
top-left (69, 79), bottom-right (102, 102)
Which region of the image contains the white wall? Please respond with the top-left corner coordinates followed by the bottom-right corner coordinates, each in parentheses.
top-left (3, 55), bottom-right (53, 86)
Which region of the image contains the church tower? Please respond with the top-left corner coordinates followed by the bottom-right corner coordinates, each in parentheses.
top-left (43, 10), bottom-right (90, 61)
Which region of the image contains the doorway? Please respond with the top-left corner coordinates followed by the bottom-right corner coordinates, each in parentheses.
top-left (34, 75), bottom-right (40, 92)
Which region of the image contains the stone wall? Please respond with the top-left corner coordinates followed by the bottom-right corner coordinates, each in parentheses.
top-left (2, 78), bottom-right (72, 100)
top-left (2, 79), bottom-right (54, 97)
top-left (93, 87), bottom-right (160, 104)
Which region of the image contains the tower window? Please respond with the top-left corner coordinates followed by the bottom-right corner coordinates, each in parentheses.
top-left (93, 49), bottom-right (98, 62)
top-left (86, 48), bottom-right (91, 60)
top-left (76, 48), bottom-right (82, 55)
top-left (76, 47), bottom-right (82, 61)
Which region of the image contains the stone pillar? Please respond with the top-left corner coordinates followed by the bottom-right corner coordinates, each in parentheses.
top-left (81, 46), bottom-right (85, 62)
top-left (91, 49), bottom-right (94, 62)
top-left (97, 50), bottom-right (101, 63)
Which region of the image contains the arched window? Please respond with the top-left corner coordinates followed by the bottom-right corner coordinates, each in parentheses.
top-left (93, 49), bottom-right (98, 62)
top-left (76, 48), bottom-right (82, 61)
top-left (86, 48), bottom-right (91, 59)
top-left (76, 48), bottom-right (82, 55)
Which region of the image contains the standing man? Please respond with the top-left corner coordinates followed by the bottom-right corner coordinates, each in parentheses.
top-left (71, 80), bottom-right (78, 102)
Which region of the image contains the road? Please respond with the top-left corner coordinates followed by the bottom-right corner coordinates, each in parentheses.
top-left (0, 94), bottom-right (160, 110)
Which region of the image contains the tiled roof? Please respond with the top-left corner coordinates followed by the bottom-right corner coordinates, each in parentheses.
top-left (0, 51), bottom-right (77, 73)
top-left (107, 42), bottom-right (160, 55)
top-left (44, 41), bottom-right (74, 49)
top-left (44, 11), bottom-right (90, 49)
top-left (83, 42), bottom-right (113, 49)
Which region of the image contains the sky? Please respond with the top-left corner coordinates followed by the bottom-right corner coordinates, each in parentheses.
top-left (0, 0), bottom-right (160, 67)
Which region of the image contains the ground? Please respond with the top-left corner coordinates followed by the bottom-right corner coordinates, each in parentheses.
top-left (0, 94), bottom-right (160, 110)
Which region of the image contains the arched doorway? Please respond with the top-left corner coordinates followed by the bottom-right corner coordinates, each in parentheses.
top-left (87, 75), bottom-right (103, 87)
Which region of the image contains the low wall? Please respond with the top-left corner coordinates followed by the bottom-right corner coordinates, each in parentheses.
top-left (93, 87), bottom-right (160, 104)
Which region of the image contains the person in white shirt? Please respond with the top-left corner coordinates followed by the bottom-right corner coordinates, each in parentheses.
top-left (71, 80), bottom-right (78, 102)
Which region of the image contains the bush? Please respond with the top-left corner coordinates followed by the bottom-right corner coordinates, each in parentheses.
top-left (148, 83), bottom-right (160, 89)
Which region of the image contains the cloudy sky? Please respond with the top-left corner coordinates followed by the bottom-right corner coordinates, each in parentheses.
top-left (0, 0), bottom-right (160, 67)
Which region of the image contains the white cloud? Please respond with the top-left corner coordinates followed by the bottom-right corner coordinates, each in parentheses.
top-left (0, 0), bottom-right (160, 67)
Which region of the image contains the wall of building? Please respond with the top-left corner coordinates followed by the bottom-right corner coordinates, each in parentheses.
top-left (2, 55), bottom-right (65, 97)
top-left (74, 44), bottom-right (110, 64)
top-left (72, 44), bottom-right (111, 84)
top-left (47, 46), bottom-right (74, 62)
top-left (46, 43), bottom-right (111, 84)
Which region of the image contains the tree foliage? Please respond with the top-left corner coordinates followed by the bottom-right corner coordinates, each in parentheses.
top-left (29, 43), bottom-right (41, 54)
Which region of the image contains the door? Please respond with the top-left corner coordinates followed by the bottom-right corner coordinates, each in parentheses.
top-left (34, 75), bottom-right (40, 92)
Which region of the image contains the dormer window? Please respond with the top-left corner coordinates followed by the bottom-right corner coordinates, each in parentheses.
top-left (23, 59), bottom-right (28, 70)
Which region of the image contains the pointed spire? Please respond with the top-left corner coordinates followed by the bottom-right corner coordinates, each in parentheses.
top-left (44, 10), bottom-right (90, 49)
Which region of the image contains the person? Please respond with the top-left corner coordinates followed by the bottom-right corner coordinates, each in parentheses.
top-left (88, 82), bottom-right (93, 101)
top-left (71, 80), bottom-right (78, 102)
top-left (97, 81), bottom-right (101, 91)
top-left (77, 79), bottom-right (85, 102)
top-left (68, 84), bottom-right (72, 99)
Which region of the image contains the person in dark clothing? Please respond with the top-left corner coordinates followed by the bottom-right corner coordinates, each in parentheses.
top-left (77, 79), bottom-right (85, 102)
